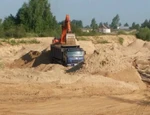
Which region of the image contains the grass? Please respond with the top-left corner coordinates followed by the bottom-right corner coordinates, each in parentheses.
top-left (0, 39), bottom-right (40, 46)
top-left (77, 37), bottom-right (89, 41)
top-left (118, 37), bottom-right (124, 45)
top-left (0, 62), bottom-right (4, 69)
top-left (96, 39), bottom-right (109, 44)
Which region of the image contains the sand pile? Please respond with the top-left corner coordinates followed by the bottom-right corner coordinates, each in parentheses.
top-left (85, 35), bottom-right (136, 46)
top-left (125, 39), bottom-right (149, 57)
top-left (128, 39), bottom-right (145, 49)
top-left (78, 41), bottom-right (95, 55)
top-left (133, 57), bottom-right (150, 82)
top-left (8, 49), bottom-right (52, 70)
top-left (77, 39), bottom-right (148, 89)
top-left (80, 44), bottom-right (131, 74)
top-left (143, 42), bottom-right (150, 50)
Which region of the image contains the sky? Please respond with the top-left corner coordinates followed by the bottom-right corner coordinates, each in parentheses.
top-left (0, 0), bottom-right (150, 26)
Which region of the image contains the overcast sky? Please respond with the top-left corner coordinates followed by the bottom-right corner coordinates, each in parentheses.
top-left (0, 0), bottom-right (150, 26)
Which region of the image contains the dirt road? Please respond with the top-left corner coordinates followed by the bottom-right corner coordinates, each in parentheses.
top-left (0, 84), bottom-right (149, 115)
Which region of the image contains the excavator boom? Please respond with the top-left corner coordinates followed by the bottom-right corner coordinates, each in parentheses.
top-left (60, 15), bottom-right (72, 44)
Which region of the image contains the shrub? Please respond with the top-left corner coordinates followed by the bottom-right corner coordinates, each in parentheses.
top-left (117, 30), bottom-right (127, 35)
top-left (27, 39), bottom-right (40, 44)
top-left (4, 26), bottom-right (26, 38)
top-left (96, 40), bottom-right (109, 44)
top-left (136, 27), bottom-right (150, 41)
top-left (26, 33), bottom-right (38, 37)
top-left (14, 26), bottom-right (26, 38)
top-left (77, 37), bottom-right (89, 41)
top-left (118, 37), bottom-right (124, 45)
top-left (1, 39), bottom-right (40, 45)
top-left (0, 62), bottom-right (4, 69)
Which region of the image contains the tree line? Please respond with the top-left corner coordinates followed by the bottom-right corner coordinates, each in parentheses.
top-left (0, 0), bottom-right (150, 41)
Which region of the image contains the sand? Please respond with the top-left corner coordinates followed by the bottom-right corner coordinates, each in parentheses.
top-left (0, 35), bottom-right (149, 114)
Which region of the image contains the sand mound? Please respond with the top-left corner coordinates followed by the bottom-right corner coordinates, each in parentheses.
top-left (80, 44), bottom-right (131, 74)
top-left (133, 57), bottom-right (150, 82)
top-left (128, 39), bottom-right (145, 49)
top-left (143, 42), bottom-right (150, 50)
top-left (107, 67), bottom-right (146, 89)
top-left (78, 41), bottom-right (95, 55)
top-left (8, 49), bottom-right (52, 70)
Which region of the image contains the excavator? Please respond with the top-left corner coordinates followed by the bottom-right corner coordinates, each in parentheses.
top-left (52, 14), bottom-right (75, 44)
top-left (50, 14), bottom-right (85, 66)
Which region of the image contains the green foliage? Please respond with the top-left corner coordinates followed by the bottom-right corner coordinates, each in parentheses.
top-left (0, 62), bottom-right (4, 69)
top-left (118, 37), bottom-right (124, 45)
top-left (141, 19), bottom-right (150, 28)
top-left (77, 37), bottom-right (89, 41)
top-left (136, 27), bottom-right (150, 41)
top-left (96, 39), bottom-right (109, 44)
top-left (0, 0), bottom-right (60, 38)
top-left (3, 15), bottom-right (16, 30)
top-left (71, 20), bottom-right (83, 28)
top-left (1, 39), bottom-right (40, 45)
top-left (90, 18), bottom-right (98, 31)
top-left (111, 14), bottom-right (120, 29)
top-left (71, 24), bottom-right (82, 35)
top-left (131, 22), bottom-right (140, 30)
top-left (117, 30), bottom-right (127, 35)
top-left (3, 25), bottom-right (26, 38)
top-left (0, 19), bottom-right (4, 38)
top-left (79, 31), bottom-right (102, 36)
top-left (16, 0), bottom-right (59, 36)
top-left (124, 23), bottom-right (129, 27)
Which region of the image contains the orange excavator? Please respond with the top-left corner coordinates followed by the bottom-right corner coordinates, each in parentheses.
top-left (50, 14), bottom-right (85, 66)
top-left (52, 14), bottom-right (76, 45)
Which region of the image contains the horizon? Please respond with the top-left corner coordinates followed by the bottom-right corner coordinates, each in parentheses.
top-left (0, 0), bottom-right (150, 26)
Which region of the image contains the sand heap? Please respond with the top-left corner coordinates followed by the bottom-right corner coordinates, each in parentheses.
top-left (134, 57), bottom-right (150, 82)
top-left (8, 49), bottom-right (57, 71)
top-left (80, 43), bottom-right (131, 74)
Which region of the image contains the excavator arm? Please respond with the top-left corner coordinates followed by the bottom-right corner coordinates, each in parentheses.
top-left (60, 14), bottom-right (72, 44)
top-left (52, 15), bottom-right (73, 44)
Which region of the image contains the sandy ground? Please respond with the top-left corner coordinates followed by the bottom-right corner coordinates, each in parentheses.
top-left (0, 35), bottom-right (150, 115)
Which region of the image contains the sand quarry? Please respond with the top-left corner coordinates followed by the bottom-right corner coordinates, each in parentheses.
top-left (0, 35), bottom-right (150, 115)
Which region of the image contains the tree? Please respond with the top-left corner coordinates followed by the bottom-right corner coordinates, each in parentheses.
top-left (119, 23), bottom-right (122, 27)
top-left (84, 25), bottom-right (90, 28)
top-left (111, 14), bottom-right (120, 29)
top-left (131, 22), bottom-right (140, 30)
top-left (16, 0), bottom-right (59, 36)
top-left (124, 23), bottom-right (129, 27)
top-left (0, 19), bottom-right (4, 37)
top-left (131, 22), bottom-right (136, 29)
top-left (71, 20), bottom-right (83, 28)
top-left (136, 27), bottom-right (150, 41)
top-left (71, 20), bottom-right (83, 35)
top-left (3, 14), bottom-right (16, 30)
top-left (99, 22), bottom-right (103, 27)
top-left (90, 18), bottom-right (98, 31)
top-left (0, 19), bottom-right (2, 26)
top-left (0, 18), bottom-right (2, 30)
top-left (141, 19), bottom-right (150, 28)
